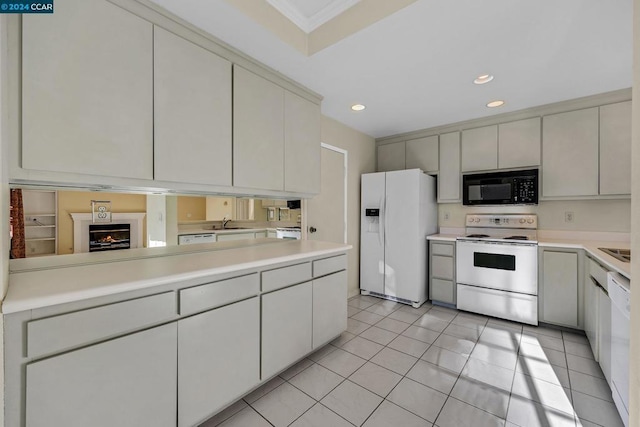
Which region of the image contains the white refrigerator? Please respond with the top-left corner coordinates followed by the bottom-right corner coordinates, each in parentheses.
top-left (360, 169), bottom-right (437, 307)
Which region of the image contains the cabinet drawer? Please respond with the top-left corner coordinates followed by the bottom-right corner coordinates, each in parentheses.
top-left (431, 243), bottom-right (454, 257)
top-left (27, 292), bottom-right (175, 358)
top-left (432, 255), bottom-right (454, 280)
top-left (262, 262), bottom-right (312, 292)
top-left (313, 254), bottom-right (347, 277)
top-left (588, 258), bottom-right (609, 291)
top-left (179, 273), bottom-right (259, 316)
top-left (431, 279), bottom-right (455, 304)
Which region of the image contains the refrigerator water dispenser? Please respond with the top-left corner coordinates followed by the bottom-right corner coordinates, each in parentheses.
top-left (365, 208), bottom-right (380, 232)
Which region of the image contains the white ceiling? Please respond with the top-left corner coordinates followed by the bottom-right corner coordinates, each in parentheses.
top-left (265, 0), bottom-right (361, 33)
top-left (149, 0), bottom-right (633, 139)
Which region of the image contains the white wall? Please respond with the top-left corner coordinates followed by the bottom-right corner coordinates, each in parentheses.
top-left (438, 199), bottom-right (631, 233)
top-left (629, 1), bottom-right (639, 425)
top-left (321, 115), bottom-right (376, 298)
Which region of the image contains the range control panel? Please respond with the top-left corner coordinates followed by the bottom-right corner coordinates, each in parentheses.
top-left (466, 214), bottom-right (537, 229)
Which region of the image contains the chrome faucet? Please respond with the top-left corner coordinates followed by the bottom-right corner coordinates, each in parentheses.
top-left (222, 216), bottom-right (231, 229)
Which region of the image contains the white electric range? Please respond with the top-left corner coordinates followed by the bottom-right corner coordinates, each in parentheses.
top-left (456, 214), bottom-right (539, 325)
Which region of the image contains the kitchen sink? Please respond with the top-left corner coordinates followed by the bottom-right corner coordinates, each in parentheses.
top-left (598, 248), bottom-right (631, 263)
top-left (209, 226), bottom-right (250, 230)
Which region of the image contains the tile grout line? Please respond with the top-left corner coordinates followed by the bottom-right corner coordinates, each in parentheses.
top-left (216, 297), bottom-right (615, 426)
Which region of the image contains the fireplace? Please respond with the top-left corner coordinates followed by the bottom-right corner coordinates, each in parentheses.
top-left (89, 224), bottom-right (131, 252)
top-left (70, 212), bottom-right (145, 254)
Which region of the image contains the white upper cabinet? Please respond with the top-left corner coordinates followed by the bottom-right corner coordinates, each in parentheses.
top-left (284, 91), bottom-right (321, 194)
top-left (405, 136), bottom-right (439, 173)
top-left (154, 27), bottom-right (232, 186)
top-left (233, 66), bottom-right (285, 191)
top-left (498, 117), bottom-right (541, 169)
top-left (542, 108), bottom-right (599, 197)
top-left (377, 141), bottom-right (406, 172)
top-left (22, 0), bottom-right (153, 180)
top-left (461, 125), bottom-right (498, 172)
top-left (438, 132), bottom-right (461, 202)
top-left (599, 101), bottom-right (631, 195)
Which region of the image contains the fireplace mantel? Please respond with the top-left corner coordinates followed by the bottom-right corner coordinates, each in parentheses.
top-left (70, 213), bottom-right (146, 254)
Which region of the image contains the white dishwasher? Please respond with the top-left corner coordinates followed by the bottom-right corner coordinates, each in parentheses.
top-left (609, 272), bottom-right (630, 427)
top-left (178, 233), bottom-right (216, 245)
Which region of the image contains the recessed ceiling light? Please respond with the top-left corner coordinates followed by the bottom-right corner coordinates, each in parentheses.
top-left (351, 104), bottom-right (366, 111)
top-left (486, 100), bottom-right (505, 108)
top-left (474, 74), bottom-right (494, 85)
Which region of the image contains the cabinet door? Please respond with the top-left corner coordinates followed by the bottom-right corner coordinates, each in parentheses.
top-left (584, 278), bottom-right (599, 359)
top-left (405, 136), bottom-right (439, 172)
top-left (262, 282), bottom-right (313, 379)
top-left (541, 251), bottom-right (578, 327)
top-left (285, 91), bottom-right (321, 193)
top-left (498, 117), bottom-right (541, 169)
top-left (431, 279), bottom-right (455, 304)
top-left (431, 255), bottom-right (454, 280)
top-left (154, 27), bottom-right (232, 186)
top-left (178, 298), bottom-right (259, 427)
top-left (377, 142), bottom-right (406, 171)
top-left (234, 66), bottom-right (284, 191)
top-left (542, 108), bottom-right (599, 197)
top-left (461, 125), bottom-right (498, 172)
top-left (22, 0), bottom-right (153, 180)
top-left (600, 101), bottom-right (632, 195)
top-left (438, 132), bottom-right (461, 202)
top-left (26, 323), bottom-right (176, 427)
top-left (217, 232), bottom-right (255, 242)
top-left (313, 271), bottom-right (347, 349)
top-left (597, 288), bottom-right (612, 384)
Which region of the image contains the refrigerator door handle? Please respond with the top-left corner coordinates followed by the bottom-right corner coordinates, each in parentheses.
top-left (378, 196), bottom-right (383, 246)
top-left (384, 195), bottom-right (389, 248)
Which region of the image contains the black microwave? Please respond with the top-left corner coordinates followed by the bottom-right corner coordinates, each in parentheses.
top-left (462, 169), bottom-right (538, 206)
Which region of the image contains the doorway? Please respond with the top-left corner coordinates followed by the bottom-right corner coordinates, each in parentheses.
top-left (304, 143), bottom-right (347, 244)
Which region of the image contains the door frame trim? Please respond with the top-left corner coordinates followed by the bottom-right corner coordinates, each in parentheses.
top-left (302, 143), bottom-right (348, 243)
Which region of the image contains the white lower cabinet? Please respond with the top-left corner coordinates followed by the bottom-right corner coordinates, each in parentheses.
top-left (584, 277), bottom-right (599, 358)
top-left (261, 282), bottom-right (313, 379)
top-left (585, 256), bottom-right (613, 384)
top-left (429, 241), bottom-right (456, 305)
top-left (597, 286), bottom-right (612, 384)
top-left (26, 323), bottom-right (177, 427)
top-left (312, 271), bottom-right (347, 349)
top-left (216, 231), bottom-right (257, 242)
top-left (11, 252), bottom-right (348, 427)
top-left (540, 250), bottom-right (580, 328)
top-left (178, 297), bottom-right (260, 427)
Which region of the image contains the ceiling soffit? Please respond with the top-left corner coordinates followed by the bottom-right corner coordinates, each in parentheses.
top-left (223, 0), bottom-right (418, 55)
top-left (266, 0), bottom-right (361, 33)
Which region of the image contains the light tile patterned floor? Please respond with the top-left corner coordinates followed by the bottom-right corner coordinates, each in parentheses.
top-left (202, 296), bottom-right (624, 427)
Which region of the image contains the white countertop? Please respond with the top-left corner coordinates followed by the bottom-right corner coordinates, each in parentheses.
top-left (426, 231), bottom-right (631, 280)
top-left (4, 240), bottom-right (351, 314)
top-left (177, 227), bottom-right (274, 236)
top-left (426, 234), bottom-right (458, 242)
top-left (538, 238), bottom-right (630, 279)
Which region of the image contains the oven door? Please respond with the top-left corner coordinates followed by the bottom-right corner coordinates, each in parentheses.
top-left (456, 240), bottom-right (538, 295)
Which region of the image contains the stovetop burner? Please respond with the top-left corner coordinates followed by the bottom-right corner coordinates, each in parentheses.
top-left (466, 234), bottom-right (490, 238)
top-left (504, 235), bottom-right (529, 240)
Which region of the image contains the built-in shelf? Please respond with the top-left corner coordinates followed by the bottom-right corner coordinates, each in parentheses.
top-left (22, 190), bottom-right (57, 257)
